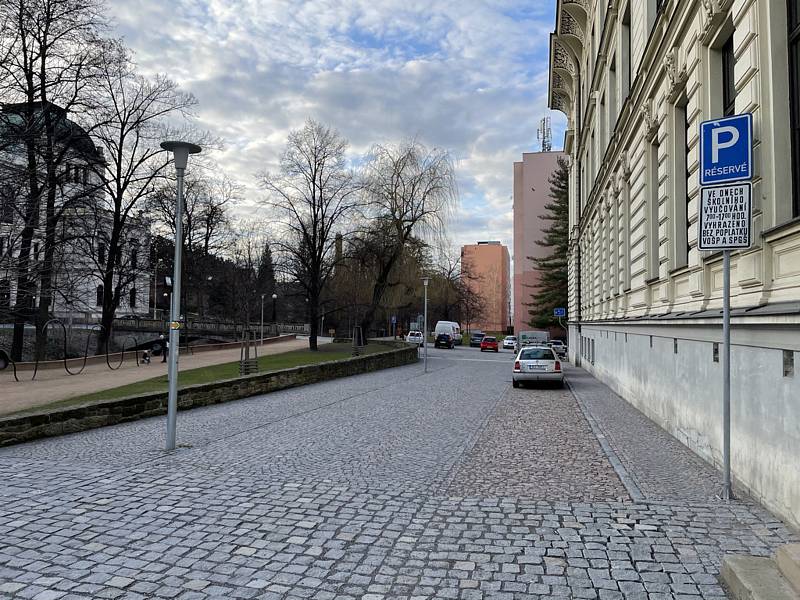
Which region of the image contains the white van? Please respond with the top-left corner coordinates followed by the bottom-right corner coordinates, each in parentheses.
top-left (434, 321), bottom-right (462, 345)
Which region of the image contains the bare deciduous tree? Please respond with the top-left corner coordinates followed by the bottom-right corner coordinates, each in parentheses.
top-left (0, 0), bottom-right (108, 360)
top-left (87, 45), bottom-right (198, 352)
top-left (260, 119), bottom-right (361, 350)
top-left (357, 141), bottom-right (457, 338)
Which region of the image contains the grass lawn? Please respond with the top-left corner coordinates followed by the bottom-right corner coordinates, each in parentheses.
top-left (17, 342), bottom-right (396, 414)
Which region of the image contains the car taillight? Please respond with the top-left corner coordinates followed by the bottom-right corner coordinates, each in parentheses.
top-left (514, 361), bottom-right (521, 371)
top-left (554, 361), bottom-right (561, 372)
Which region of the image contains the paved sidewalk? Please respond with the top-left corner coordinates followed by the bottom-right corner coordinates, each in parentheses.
top-left (0, 337), bottom-right (312, 416)
top-left (0, 347), bottom-right (795, 599)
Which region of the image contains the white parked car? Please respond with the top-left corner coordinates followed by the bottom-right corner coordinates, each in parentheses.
top-left (549, 340), bottom-right (567, 357)
top-left (512, 345), bottom-right (564, 388)
top-left (405, 331), bottom-right (424, 346)
top-left (502, 335), bottom-right (517, 349)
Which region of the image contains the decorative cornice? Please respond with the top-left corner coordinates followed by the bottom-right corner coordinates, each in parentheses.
top-left (700, 0), bottom-right (733, 45)
top-left (619, 150), bottom-right (632, 182)
top-left (560, 11), bottom-right (584, 43)
top-left (552, 72), bottom-right (572, 99)
top-left (551, 92), bottom-right (572, 117)
top-left (610, 176), bottom-right (621, 199)
top-left (641, 100), bottom-right (659, 142)
top-left (665, 47), bottom-right (689, 103)
top-left (552, 40), bottom-right (577, 79)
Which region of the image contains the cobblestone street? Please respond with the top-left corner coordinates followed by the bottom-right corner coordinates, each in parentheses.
top-left (0, 346), bottom-right (796, 599)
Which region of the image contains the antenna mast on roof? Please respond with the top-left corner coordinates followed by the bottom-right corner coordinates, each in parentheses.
top-left (536, 116), bottom-right (552, 152)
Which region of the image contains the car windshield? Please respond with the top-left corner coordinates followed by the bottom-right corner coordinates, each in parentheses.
top-left (519, 348), bottom-right (556, 360)
top-left (483, 337), bottom-right (495, 342)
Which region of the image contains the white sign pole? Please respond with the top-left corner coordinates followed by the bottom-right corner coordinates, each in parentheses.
top-left (722, 250), bottom-right (731, 499)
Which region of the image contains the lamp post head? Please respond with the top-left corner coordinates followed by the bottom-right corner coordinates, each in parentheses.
top-left (161, 141), bottom-right (202, 170)
top-left (421, 277), bottom-right (429, 287)
top-left (272, 293), bottom-right (278, 300)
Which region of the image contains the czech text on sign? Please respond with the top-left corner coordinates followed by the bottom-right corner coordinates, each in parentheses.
top-left (699, 114), bottom-right (753, 186)
top-left (698, 183), bottom-right (752, 251)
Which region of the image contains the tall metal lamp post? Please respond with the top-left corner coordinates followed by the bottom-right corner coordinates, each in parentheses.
top-left (422, 277), bottom-right (429, 373)
top-left (271, 293), bottom-right (277, 332)
top-left (160, 140), bottom-right (201, 451)
top-left (260, 294), bottom-right (265, 346)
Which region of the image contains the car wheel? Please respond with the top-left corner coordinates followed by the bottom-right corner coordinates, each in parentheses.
top-left (512, 380), bottom-right (520, 388)
top-left (494, 349), bottom-right (498, 353)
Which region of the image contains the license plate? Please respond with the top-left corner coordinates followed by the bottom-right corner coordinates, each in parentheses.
top-left (528, 364), bottom-right (546, 371)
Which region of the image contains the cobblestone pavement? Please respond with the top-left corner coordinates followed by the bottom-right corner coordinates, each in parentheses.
top-left (445, 385), bottom-right (629, 502)
top-left (565, 368), bottom-right (723, 502)
top-left (0, 345), bottom-right (796, 599)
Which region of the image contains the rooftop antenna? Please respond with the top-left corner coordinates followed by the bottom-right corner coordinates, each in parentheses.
top-left (536, 116), bottom-right (552, 153)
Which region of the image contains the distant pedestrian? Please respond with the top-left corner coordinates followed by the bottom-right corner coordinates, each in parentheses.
top-left (160, 334), bottom-right (168, 363)
top-left (141, 350), bottom-right (151, 365)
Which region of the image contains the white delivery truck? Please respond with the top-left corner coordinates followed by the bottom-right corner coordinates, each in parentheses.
top-left (515, 330), bottom-right (549, 352)
top-left (434, 321), bottom-right (463, 345)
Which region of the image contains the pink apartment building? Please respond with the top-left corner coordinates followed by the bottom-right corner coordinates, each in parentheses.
top-left (461, 241), bottom-right (510, 333)
top-left (513, 151), bottom-right (565, 335)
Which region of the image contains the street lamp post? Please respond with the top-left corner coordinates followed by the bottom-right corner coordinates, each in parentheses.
top-left (260, 294), bottom-right (265, 346)
top-left (422, 277), bottom-right (429, 373)
top-left (160, 140), bottom-right (201, 452)
top-left (271, 293), bottom-right (277, 334)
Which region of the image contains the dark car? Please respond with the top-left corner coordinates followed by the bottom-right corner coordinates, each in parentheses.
top-left (435, 333), bottom-right (455, 349)
top-left (469, 331), bottom-right (485, 347)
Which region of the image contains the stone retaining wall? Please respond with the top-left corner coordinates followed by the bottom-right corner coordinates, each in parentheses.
top-left (0, 343), bottom-right (418, 447)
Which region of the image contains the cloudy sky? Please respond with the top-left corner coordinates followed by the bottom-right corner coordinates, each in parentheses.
top-left (112, 0), bottom-right (566, 257)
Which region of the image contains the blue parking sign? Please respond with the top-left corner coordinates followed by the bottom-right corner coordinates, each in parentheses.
top-left (700, 114), bottom-right (752, 186)
top-left (553, 307), bottom-right (566, 317)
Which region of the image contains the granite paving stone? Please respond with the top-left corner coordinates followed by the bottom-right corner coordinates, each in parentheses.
top-left (0, 349), bottom-right (796, 598)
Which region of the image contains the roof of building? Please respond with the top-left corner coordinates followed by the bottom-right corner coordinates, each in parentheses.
top-left (0, 101), bottom-right (102, 160)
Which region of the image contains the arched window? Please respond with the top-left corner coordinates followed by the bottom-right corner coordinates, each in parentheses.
top-left (130, 247), bottom-right (138, 270)
top-left (96, 284), bottom-right (104, 307)
top-left (129, 287), bottom-right (137, 308)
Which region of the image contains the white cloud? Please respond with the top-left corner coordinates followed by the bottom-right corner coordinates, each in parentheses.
top-left (111, 0), bottom-right (567, 252)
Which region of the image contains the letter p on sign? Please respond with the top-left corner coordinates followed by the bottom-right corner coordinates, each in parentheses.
top-left (711, 126), bottom-right (739, 163)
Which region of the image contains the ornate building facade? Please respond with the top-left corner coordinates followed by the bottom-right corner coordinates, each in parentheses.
top-left (549, 0), bottom-right (800, 527)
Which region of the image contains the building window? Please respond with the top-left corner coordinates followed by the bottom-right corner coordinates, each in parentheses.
top-left (789, 0), bottom-right (800, 217)
top-left (98, 242), bottom-right (106, 264)
top-left (609, 58), bottom-right (618, 129)
top-left (130, 247), bottom-right (138, 270)
top-left (33, 243), bottom-right (40, 261)
top-left (621, 3), bottom-right (631, 102)
top-left (722, 37), bottom-right (736, 116)
top-left (129, 287), bottom-right (137, 308)
top-left (648, 137), bottom-right (660, 279)
top-left (673, 94), bottom-right (690, 268)
top-left (0, 237), bottom-right (5, 257)
top-left (96, 284), bottom-right (104, 307)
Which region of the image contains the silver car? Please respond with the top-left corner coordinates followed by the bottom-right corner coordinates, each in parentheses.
top-left (512, 346), bottom-right (564, 388)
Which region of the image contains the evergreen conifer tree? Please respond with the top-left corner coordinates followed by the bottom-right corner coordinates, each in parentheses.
top-left (526, 157), bottom-right (569, 328)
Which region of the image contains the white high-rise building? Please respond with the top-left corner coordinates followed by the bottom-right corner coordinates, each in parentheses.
top-left (548, 1), bottom-right (800, 528)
